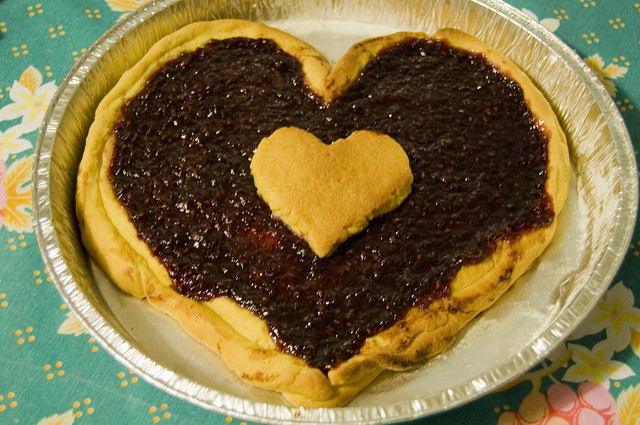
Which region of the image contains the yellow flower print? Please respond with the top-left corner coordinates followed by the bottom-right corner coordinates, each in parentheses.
top-left (0, 124), bottom-right (31, 160)
top-left (563, 341), bottom-right (634, 389)
top-left (617, 384), bottom-right (640, 425)
top-left (18, 64), bottom-right (42, 94)
top-left (585, 54), bottom-right (628, 97)
top-left (1, 157), bottom-right (32, 232)
top-left (105, 0), bottom-right (152, 12)
top-left (36, 409), bottom-right (75, 425)
top-left (0, 66), bottom-right (57, 133)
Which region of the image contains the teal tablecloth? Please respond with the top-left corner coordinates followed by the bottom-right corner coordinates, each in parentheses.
top-left (1, 1), bottom-right (639, 424)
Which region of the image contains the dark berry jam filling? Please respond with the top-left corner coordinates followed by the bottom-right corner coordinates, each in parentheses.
top-left (110, 36), bottom-right (553, 372)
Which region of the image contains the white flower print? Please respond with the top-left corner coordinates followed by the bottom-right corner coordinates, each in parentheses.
top-left (36, 409), bottom-right (75, 425)
top-left (563, 341), bottom-right (634, 389)
top-left (0, 124), bottom-right (32, 160)
top-left (520, 8), bottom-right (560, 32)
top-left (569, 281), bottom-right (640, 352)
top-left (0, 66), bottom-right (57, 133)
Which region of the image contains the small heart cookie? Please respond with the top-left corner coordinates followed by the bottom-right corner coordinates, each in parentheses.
top-left (250, 127), bottom-right (413, 257)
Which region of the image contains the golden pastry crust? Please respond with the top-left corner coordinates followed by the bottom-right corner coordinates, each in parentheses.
top-left (76, 20), bottom-right (570, 407)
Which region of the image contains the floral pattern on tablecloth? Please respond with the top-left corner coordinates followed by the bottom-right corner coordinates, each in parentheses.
top-left (0, 1), bottom-right (638, 424)
top-left (495, 280), bottom-right (640, 425)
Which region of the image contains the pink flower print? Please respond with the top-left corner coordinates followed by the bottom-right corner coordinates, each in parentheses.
top-left (498, 391), bottom-right (563, 425)
top-left (547, 383), bottom-right (579, 416)
top-left (575, 382), bottom-right (620, 424)
top-left (498, 382), bottom-right (621, 425)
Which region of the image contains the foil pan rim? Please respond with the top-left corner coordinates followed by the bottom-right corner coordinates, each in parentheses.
top-left (33, 0), bottom-right (638, 423)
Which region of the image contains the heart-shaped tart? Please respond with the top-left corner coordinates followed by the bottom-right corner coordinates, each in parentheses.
top-left (76, 19), bottom-right (570, 407)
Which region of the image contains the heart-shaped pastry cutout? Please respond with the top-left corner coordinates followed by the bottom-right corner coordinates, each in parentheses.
top-left (251, 127), bottom-right (413, 257)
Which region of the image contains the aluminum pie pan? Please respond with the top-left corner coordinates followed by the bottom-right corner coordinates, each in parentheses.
top-left (32, 0), bottom-right (637, 423)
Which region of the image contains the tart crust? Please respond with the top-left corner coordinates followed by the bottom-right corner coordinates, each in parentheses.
top-left (76, 19), bottom-right (570, 407)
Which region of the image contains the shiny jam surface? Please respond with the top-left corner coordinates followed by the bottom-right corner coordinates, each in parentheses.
top-left (111, 37), bottom-right (553, 372)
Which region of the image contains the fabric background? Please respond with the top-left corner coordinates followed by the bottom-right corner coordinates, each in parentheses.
top-left (0, 1), bottom-right (638, 423)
